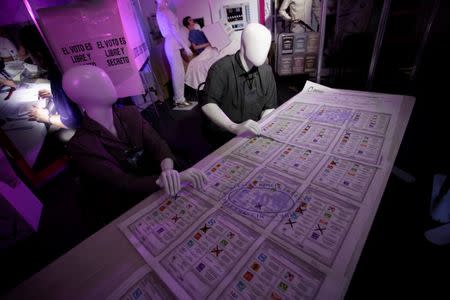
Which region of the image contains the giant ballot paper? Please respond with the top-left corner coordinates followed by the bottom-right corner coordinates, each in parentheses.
top-left (119, 81), bottom-right (415, 299)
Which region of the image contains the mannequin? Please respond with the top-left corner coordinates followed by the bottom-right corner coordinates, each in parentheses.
top-left (279, 0), bottom-right (320, 33)
top-left (202, 23), bottom-right (276, 146)
top-left (156, 0), bottom-right (192, 107)
top-left (63, 65), bottom-right (206, 206)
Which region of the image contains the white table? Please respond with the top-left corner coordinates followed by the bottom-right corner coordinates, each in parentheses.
top-left (0, 79), bottom-right (49, 167)
top-left (5, 83), bottom-right (415, 300)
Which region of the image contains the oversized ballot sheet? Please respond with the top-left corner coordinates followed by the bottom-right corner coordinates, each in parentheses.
top-left (119, 81), bottom-right (414, 299)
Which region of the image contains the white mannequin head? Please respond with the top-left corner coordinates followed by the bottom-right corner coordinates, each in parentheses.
top-left (240, 23), bottom-right (271, 71)
top-left (62, 65), bottom-right (117, 111)
top-left (156, 0), bottom-right (168, 8)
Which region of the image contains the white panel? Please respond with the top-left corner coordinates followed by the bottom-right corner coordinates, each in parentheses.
top-left (210, 0), bottom-right (259, 25)
top-left (170, 0), bottom-right (213, 26)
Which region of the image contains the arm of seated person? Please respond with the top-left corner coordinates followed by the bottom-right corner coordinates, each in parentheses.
top-left (202, 103), bottom-right (260, 136)
top-left (0, 78), bottom-right (16, 88)
top-left (192, 42), bottom-right (210, 52)
top-left (28, 105), bottom-right (67, 129)
top-left (260, 108), bottom-right (275, 119)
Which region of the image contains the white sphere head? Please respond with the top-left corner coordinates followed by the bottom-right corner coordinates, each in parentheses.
top-left (62, 65), bottom-right (117, 109)
top-left (241, 23), bottom-right (272, 67)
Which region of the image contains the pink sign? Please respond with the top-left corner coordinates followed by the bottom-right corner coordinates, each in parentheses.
top-left (37, 0), bottom-right (148, 98)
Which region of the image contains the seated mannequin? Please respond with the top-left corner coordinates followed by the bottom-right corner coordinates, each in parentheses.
top-left (201, 23), bottom-right (277, 148)
top-left (63, 65), bottom-right (206, 227)
top-left (182, 16), bottom-right (210, 55)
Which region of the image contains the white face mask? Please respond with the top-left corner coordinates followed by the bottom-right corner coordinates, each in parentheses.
top-left (241, 23), bottom-right (271, 67)
top-left (4, 60), bottom-right (24, 78)
top-left (62, 65), bottom-right (118, 109)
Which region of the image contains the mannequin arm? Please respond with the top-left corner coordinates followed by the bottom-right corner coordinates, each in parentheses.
top-left (202, 103), bottom-right (236, 133)
top-left (172, 28), bottom-right (190, 52)
top-left (167, 15), bottom-right (191, 54)
top-left (160, 158), bottom-right (174, 171)
top-left (279, 0), bottom-right (292, 20)
top-left (202, 103), bottom-right (261, 135)
top-left (260, 108), bottom-right (275, 119)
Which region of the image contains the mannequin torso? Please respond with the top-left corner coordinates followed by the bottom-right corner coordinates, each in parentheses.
top-left (62, 65), bottom-right (206, 225)
top-left (201, 23), bottom-right (277, 146)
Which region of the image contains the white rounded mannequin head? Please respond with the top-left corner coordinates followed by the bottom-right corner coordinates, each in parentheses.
top-left (156, 0), bottom-right (168, 8)
top-left (241, 23), bottom-right (271, 68)
top-left (62, 65), bottom-right (117, 110)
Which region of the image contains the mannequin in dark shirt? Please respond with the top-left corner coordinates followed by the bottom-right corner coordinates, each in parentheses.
top-left (202, 23), bottom-right (277, 148)
top-left (63, 65), bottom-right (206, 226)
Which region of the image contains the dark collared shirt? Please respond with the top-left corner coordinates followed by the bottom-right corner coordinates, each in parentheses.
top-left (203, 50), bottom-right (277, 124)
top-left (68, 106), bottom-right (174, 221)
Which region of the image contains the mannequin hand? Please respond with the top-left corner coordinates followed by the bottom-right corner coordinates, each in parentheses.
top-left (28, 105), bottom-right (50, 123)
top-left (180, 168), bottom-right (207, 190)
top-left (157, 169), bottom-right (181, 196)
top-left (230, 120), bottom-right (261, 136)
top-left (183, 47), bottom-right (193, 57)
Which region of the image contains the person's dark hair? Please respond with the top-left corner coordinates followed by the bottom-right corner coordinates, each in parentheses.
top-left (182, 16), bottom-right (191, 28)
top-left (18, 25), bottom-right (53, 70)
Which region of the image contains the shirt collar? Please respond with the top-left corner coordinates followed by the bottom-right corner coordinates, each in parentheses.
top-left (234, 50), bottom-right (258, 77)
top-left (81, 113), bottom-right (105, 134)
top-left (81, 107), bottom-right (125, 141)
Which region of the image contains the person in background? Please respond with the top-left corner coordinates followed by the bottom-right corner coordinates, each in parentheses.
top-left (182, 16), bottom-right (210, 55)
top-left (16, 25), bottom-right (82, 132)
top-left (0, 30), bottom-right (18, 90)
